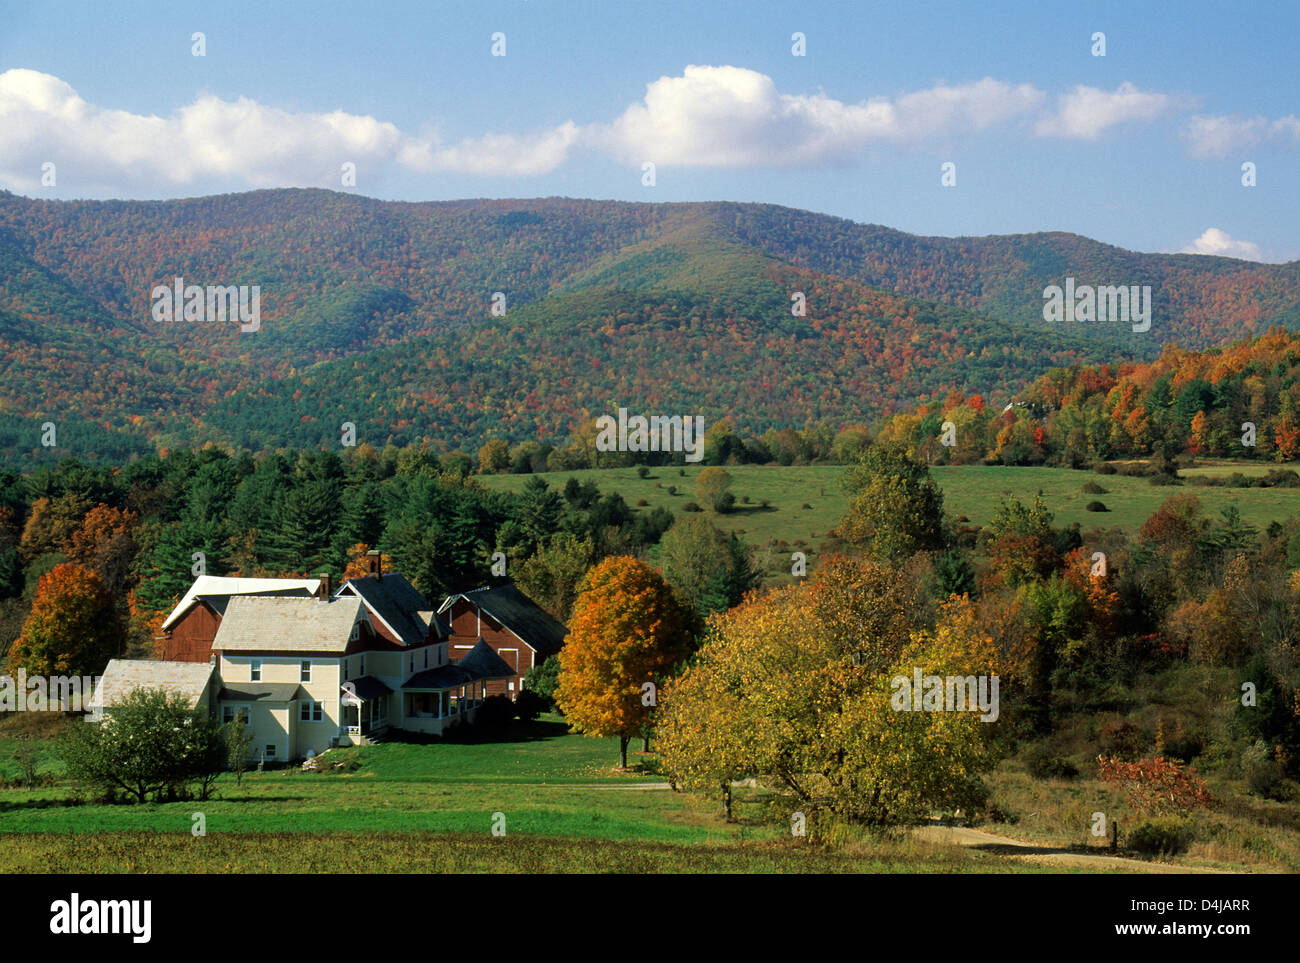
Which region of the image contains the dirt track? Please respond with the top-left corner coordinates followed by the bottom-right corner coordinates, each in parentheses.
top-left (915, 824), bottom-right (1230, 873)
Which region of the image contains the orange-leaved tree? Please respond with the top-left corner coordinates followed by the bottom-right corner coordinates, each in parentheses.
top-left (7, 562), bottom-right (126, 677)
top-left (554, 556), bottom-right (694, 768)
top-left (341, 543), bottom-right (393, 581)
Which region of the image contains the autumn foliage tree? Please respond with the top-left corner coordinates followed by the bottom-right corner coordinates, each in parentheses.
top-left (657, 556), bottom-right (1009, 832)
top-left (554, 556), bottom-right (694, 767)
top-left (7, 562), bottom-right (126, 677)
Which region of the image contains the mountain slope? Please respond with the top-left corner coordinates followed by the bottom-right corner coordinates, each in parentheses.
top-left (0, 189), bottom-right (1295, 460)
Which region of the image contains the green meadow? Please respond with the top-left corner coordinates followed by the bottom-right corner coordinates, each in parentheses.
top-left (480, 461), bottom-right (1300, 565)
top-left (0, 713), bottom-right (1068, 873)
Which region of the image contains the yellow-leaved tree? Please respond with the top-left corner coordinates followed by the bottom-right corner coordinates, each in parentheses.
top-left (657, 555), bottom-right (1014, 833)
top-left (554, 556), bottom-right (694, 768)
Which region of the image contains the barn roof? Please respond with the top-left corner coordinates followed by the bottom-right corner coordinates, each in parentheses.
top-left (91, 659), bottom-right (216, 709)
top-left (161, 576), bottom-right (321, 630)
top-left (337, 573), bottom-right (446, 645)
top-left (438, 584), bottom-right (567, 655)
top-left (212, 596), bottom-right (365, 653)
top-left (402, 640), bottom-right (515, 690)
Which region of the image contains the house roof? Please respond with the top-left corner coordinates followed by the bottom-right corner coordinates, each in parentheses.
top-left (437, 584), bottom-right (567, 655)
top-left (402, 640), bottom-right (515, 690)
top-left (343, 675), bottom-right (392, 701)
top-left (161, 576), bottom-right (321, 630)
top-left (91, 659), bottom-right (215, 709)
top-left (459, 638), bottom-right (519, 679)
top-left (337, 573), bottom-right (446, 645)
top-left (218, 682), bottom-right (306, 703)
top-left (212, 596), bottom-right (365, 653)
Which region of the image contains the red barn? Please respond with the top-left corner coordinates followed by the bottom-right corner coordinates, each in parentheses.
top-left (437, 584), bottom-right (567, 699)
top-left (159, 576), bottom-right (321, 662)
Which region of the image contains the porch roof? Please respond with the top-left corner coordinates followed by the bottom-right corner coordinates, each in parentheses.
top-left (218, 682), bottom-right (305, 703)
top-left (344, 675), bottom-right (393, 701)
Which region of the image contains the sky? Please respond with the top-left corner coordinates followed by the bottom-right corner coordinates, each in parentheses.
top-left (1, 0), bottom-right (1297, 260)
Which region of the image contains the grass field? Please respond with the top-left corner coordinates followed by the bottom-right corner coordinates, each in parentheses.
top-left (3, 703), bottom-right (1291, 873)
top-left (479, 461), bottom-right (1300, 573)
top-left (0, 713), bottom-right (1074, 873)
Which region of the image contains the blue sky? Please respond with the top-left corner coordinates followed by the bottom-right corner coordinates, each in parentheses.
top-left (1, 0), bottom-right (1296, 260)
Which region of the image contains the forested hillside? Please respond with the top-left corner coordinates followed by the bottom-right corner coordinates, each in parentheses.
top-left (0, 189), bottom-right (1296, 463)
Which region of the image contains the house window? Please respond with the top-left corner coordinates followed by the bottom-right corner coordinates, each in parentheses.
top-left (250, 659), bottom-right (261, 682)
top-left (264, 744), bottom-right (276, 760)
top-left (359, 655), bottom-right (365, 675)
top-left (300, 701), bottom-right (323, 723)
top-left (300, 660), bottom-right (312, 683)
top-left (222, 705), bottom-right (250, 726)
top-left (409, 653), bottom-right (415, 672)
top-left (343, 661), bottom-right (349, 682)
top-left (424, 649), bottom-right (428, 668)
top-left (350, 622), bottom-right (360, 642)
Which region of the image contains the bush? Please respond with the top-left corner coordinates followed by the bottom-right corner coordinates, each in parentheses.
top-left (635, 498), bottom-right (649, 506)
top-left (1085, 500), bottom-right (1109, 512)
top-left (11, 747), bottom-right (39, 788)
top-left (1025, 747), bottom-right (1079, 780)
top-left (1128, 817), bottom-right (1193, 856)
top-left (1094, 462), bottom-right (1117, 475)
top-left (682, 502), bottom-right (703, 512)
top-left (522, 654), bottom-right (560, 708)
top-left (57, 689), bottom-right (227, 803)
top-left (636, 466), bottom-right (650, 479)
top-left (514, 689), bottom-right (547, 723)
top-left (1148, 474), bottom-right (1182, 487)
top-left (1081, 481), bottom-right (1108, 494)
top-left (1242, 740), bottom-right (1287, 800)
top-left (1098, 756), bottom-right (1212, 816)
top-left (666, 485), bottom-right (677, 495)
top-left (474, 695), bottom-right (516, 729)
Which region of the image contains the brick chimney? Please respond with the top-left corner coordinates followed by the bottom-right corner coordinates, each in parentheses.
top-left (366, 550), bottom-right (382, 580)
top-left (317, 573), bottom-right (333, 600)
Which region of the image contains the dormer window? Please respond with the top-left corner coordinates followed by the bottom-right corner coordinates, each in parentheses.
top-left (349, 622), bottom-right (360, 642)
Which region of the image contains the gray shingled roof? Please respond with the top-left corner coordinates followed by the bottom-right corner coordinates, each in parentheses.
top-left (343, 676), bottom-right (392, 701)
top-left (402, 640), bottom-right (514, 690)
top-left (92, 659), bottom-right (216, 709)
top-left (459, 638), bottom-right (519, 679)
top-left (212, 596), bottom-right (364, 653)
top-left (218, 683), bottom-right (306, 703)
top-left (438, 583), bottom-right (567, 655)
top-left (338, 573), bottom-right (446, 645)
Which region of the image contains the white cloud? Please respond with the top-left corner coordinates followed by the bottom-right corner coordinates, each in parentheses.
top-left (1182, 112), bottom-right (1300, 158)
top-left (0, 68), bottom-right (577, 190)
top-left (1180, 227), bottom-right (1262, 261)
top-left (398, 122), bottom-right (581, 177)
top-left (594, 65), bottom-right (1044, 167)
top-left (1034, 82), bottom-right (1175, 139)
top-left (0, 66), bottom-right (1229, 191)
